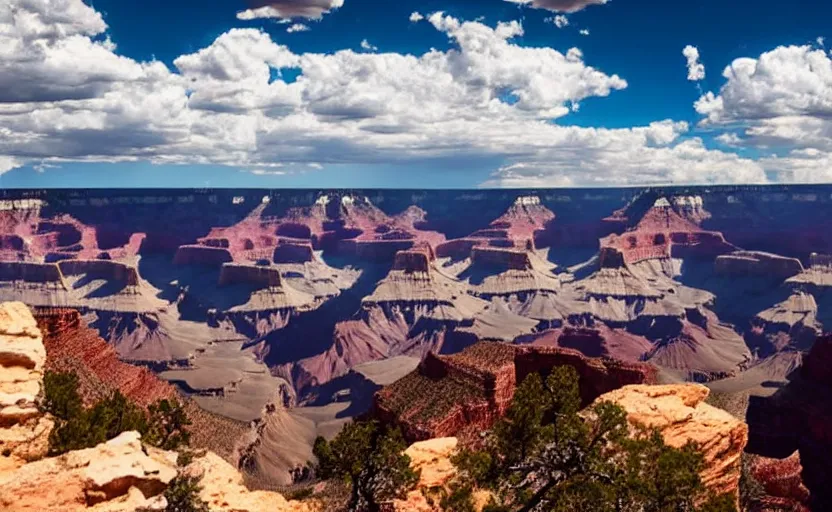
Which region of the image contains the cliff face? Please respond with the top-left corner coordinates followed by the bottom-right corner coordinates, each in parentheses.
top-left (374, 342), bottom-right (657, 442)
top-left (744, 334), bottom-right (832, 510)
top-left (34, 308), bottom-right (177, 406)
top-left (0, 302), bottom-right (52, 467)
top-left (593, 384), bottom-right (748, 502)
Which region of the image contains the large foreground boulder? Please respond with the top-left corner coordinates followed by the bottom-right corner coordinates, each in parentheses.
top-left (0, 431), bottom-right (176, 512)
top-left (593, 384), bottom-right (748, 501)
top-left (191, 451), bottom-right (316, 512)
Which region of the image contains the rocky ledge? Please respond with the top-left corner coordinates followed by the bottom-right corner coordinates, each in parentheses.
top-left (592, 384), bottom-right (748, 502)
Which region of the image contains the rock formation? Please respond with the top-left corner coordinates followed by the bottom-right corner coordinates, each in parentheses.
top-left (0, 302), bottom-right (52, 467)
top-left (192, 451), bottom-right (316, 512)
top-left (593, 384), bottom-right (748, 502)
top-left (0, 431), bottom-right (177, 512)
top-left (374, 342), bottom-right (657, 442)
top-left (391, 437), bottom-right (492, 512)
top-left (745, 333), bottom-right (832, 510)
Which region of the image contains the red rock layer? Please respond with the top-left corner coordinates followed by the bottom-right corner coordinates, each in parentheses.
top-left (435, 199), bottom-right (554, 258)
top-left (218, 264), bottom-right (282, 288)
top-left (57, 259), bottom-right (140, 286)
top-left (173, 245), bottom-right (234, 266)
top-left (470, 246), bottom-right (531, 271)
top-left (393, 248), bottom-right (434, 274)
top-left (373, 342), bottom-right (657, 442)
top-left (34, 308), bottom-right (176, 406)
top-left (747, 334), bottom-right (832, 510)
top-left (750, 454), bottom-right (810, 512)
top-left (599, 205), bottom-right (736, 268)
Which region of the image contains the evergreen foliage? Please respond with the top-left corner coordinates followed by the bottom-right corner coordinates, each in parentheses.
top-left (312, 420), bottom-right (420, 512)
top-left (41, 370), bottom-right (191, 455)
top-left (449, 366), bottom-right (738, 512)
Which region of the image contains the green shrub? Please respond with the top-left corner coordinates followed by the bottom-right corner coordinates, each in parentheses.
top-left (41, 371), bottom-right (192, 456)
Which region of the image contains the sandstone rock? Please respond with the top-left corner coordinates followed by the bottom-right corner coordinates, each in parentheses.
top-left (0, 431), bottom-right (177, 512)
top-left (593, 384), bottom-right (748, 501)
top-left (392, 437), bottom-right (492, 512)
top-left (0, 301), bottom-right (51, 465)
top-left (191, 450), bottom-right (316, 512)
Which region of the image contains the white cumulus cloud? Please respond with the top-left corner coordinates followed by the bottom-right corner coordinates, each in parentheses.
top-left (579, 29), bottom-right (590, 36)
top-left (683, 45), bottom-right (705, 81)
top-left (0, 1), bottom-right (780, 188)
top-left (236, 0), bottom-right (344, 21)
top-left (409, 12), bottom-right (424, 23)
top-left (550, 15), bottom-right (569, 28)
top-left (360, 39), bottom-right (378, 52)
top-left (287, 23), bottom-right (310, 33)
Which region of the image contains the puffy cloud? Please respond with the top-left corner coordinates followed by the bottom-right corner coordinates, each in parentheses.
top-left (236, 0), bottom-right (344, 21)
top-left (360, 39), bottom-right (377, 52)
top-left (409, 12), bottom-right (424, 23)
top-left (683, 45), bottom-right (705, 81)
top-left (0, 156), bottom-right (20, 175)
top-left (696, 46), bottom-right (832, 123)
top-left (286, 23), bottom-right (310, 33)
top-left (0, 1), bottom-right (772, 187)
top-left (550, 15), bottom-right (569, 28)
top-left (504, 0), bottom-right (609, 14)
top-left (694, 44), bottom-right (832, 183)
top-left (579, 29), bottom-right (590, 36)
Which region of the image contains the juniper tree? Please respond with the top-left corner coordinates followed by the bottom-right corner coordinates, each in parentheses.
top-left (313, 420), bottom-right (419, 512)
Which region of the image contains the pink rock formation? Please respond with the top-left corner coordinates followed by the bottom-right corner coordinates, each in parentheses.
top-left (593, 384), bottom-right (748, 502)
top-left (436, 196), bottom-right (554, 258)
top-left (391, 437), bottom-right (493, 512)
top-left (599, 198), bottom-right (736, 268)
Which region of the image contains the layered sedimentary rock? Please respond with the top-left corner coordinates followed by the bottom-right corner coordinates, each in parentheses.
top-left (0, 431), bottom-right (177, 512)
top-left (749, 453), bottom-right (810, 512)
top-left (593, 384), bottom-right (748, 501)
top-left (374, 342), bottom-right (657, 442)
top-left (0, 302), bottom-right (52, 466)
top-left (715, 251), bottom-right (804, 280)
top-left (35, 308), bottom-right (177, 406)
top-left (745, 334), bottom-right (832, 512)
top-left (599, 197), bottom-right (736, 267)
top-left (436, 195), bottom-right (554, 258)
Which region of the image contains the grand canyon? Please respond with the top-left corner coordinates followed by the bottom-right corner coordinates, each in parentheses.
top-left (2, 186), bottom-right (832, 510)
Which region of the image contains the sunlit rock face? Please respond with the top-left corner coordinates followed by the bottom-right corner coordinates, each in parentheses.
top-left (0, 302), bottom-right (52, 468)
top-left (593, 384), bottom-right (748, 503)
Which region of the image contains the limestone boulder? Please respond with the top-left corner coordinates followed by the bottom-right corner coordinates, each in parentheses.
top-left (593, 384), bottom-right (748, 500)
top-left (191, 450), bottom-right (317, 512)
top-left (0, 301), bottom-right (51, 465)
top-left (393, 437), bottom-right (492, 512)
top-left (0, 431), bottom-right (177, 512)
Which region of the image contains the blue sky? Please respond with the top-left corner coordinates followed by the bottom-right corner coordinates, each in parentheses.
top-left (1, 0), bottom-right (830, 188)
